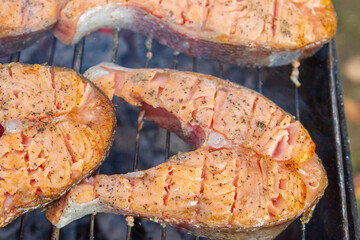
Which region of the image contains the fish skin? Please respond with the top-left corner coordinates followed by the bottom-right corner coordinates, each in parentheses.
top-left (0, 0), bottom-right (69, 56)
top-left (46, 63), bottom-right (327, 239)
top-left (86, 63), bottom-right (315, 163)
top-left (0, 0), bottom-right (336, 65)
top-left (0, 63), bottom-right (116, 228)
top-left (0, 29), bottom-right (52, 57)
top-left (52, 0), bottom-right (337, 66)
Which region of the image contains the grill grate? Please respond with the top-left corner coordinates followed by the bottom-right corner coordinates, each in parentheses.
top-left (328, 42), bottom-right (350, 240)
top-left (0, 30), bottom-right (358, 240)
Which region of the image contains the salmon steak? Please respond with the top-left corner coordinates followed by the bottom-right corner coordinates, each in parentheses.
top-left (0, 0), bottom-right (69, 56)
top-left (0, 63), bottom-right (116, 228)
top-left (53, 0), bottom-right (337, 66)
top-left (46, 63), bottom-right (328, 239)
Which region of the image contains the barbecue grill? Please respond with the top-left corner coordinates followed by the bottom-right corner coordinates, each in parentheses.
top-left (0, 29), bottom-right (359, 240)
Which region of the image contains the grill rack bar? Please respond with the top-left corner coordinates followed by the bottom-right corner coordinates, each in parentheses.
top-left (88, 29), bottom-right (122, 240)
top-left (257, 64), bottom-right (307, 240)
top-left (257, 67), bottom-right (263, 95)
top-left (72, 38), bottom-right (85, 72)
top-left (295, 87), bottom-right (300, 122)
top-left (331, 41), bottom-right (360, 240)
top-left (125, 36), bottom-right (153, 240)
top-left (160, 51), bottom-right (180, 240)
top-left (285, 59), bottom-right (305, 240)
top-left (329, 40), bottom-right (350, 240)
top-left (112, 29), bottom-right (120, 64)
top-left (89, 214), bottom-right (95, 240)
top-left (256, 65), bottom-right (306, 239)
top-left (218, 62), bottom-right (224, 79)
top-left (89, 28), bottom-right (121, 240)
top-left (10, 52), bottom-right (20, 63)
top-left (159, 51), bottom-right (183, 240)
top-left (293, 72), bottom-right (304, 240)
top-left (0, 33), bottom-right (357, 240)
top-left (17, 214), bottom-right (25, 240)
top-left (47, 37), bottom-right (312, 240)
top-left (49, 37), bottom-right (86, 240)
top-left (48, 37), bottom-right (57, 66)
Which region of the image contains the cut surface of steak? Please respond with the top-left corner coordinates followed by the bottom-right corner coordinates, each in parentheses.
top-left (46, 63), bottom-right (327, 240)
top-left (53, 0), bottom-right (337, 66)
top-left (0, 63), bottom-right (116, 228)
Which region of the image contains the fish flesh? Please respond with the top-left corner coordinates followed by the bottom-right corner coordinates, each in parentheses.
top-left (47, 152), bottom-right (325, 239)
top-left (0, 63), bottom-right (116, 228)
top-left (53, 0), bottom-right (337, 66)
top-left (46, 63), bottom-right (327, 239)
top-left (0, 0), bottom-right (69, 56)
top-left (0, 0), bottom-right (337, 65)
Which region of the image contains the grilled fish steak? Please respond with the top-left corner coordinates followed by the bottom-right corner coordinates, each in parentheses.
top-left (53, 0), bottom-right (337, 66)
top-left (0, 0), bottom-right (69, 56)
top-left (46, 63), bottom-right (327, 239)
top-left (0, 63), bottom-right (116, 228)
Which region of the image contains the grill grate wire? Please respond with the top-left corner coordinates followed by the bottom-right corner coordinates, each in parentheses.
top-left (10, 52), bottom-right (20, 63)
top-left (292, 73), bottom-right (305, 240)
top-left (160, 51), bottom-right (181, 240)
top-left (160, 52), bottom-right (180, 240)
top-left (1, 32), bottom-right (354, 240)
top-left (112, 30), bottom-right (120, 64)
top-left (45, 34), bottom-right (302, 240)
top-left (49, 37), bottom-right (86, 240)
top-left (329, 40), bottom-right (350, 239)
top-left (48, 38), bottom-right (57, 66)
top-left (17, 214), bottom-right (25, 240)
top-left (125, 36), bottom-right (153, 240)
top-left (257, 67), bottom-right (263, 95)
top-left (255, 65), bottom-right (306, 240)
top-left (88, 28), bottom-right (122, 240)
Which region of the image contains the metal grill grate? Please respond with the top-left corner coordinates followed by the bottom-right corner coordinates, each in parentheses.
top-left (0, 30), bottom-right (358, 240)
